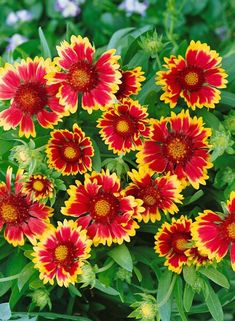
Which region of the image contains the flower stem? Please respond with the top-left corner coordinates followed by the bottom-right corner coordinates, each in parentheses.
top-left (0, 273), bottom-right (21, 282)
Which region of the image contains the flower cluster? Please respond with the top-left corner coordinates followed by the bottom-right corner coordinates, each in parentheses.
top-left (0, 34), bottom-right (231, 289)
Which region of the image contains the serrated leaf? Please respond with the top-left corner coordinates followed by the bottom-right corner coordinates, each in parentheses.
top-left (38, 27), bottom-right (51, 58)
top-left (108, 244), bottom-right (133, 272)
top-left (199, 266), bottom-right (230, 289)
top-left (204, 283), bottom-right (224, 321)
top-left (0, 303), bottom-right (11, 320)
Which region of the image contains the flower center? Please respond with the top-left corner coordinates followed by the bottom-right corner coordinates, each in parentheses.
top-left (54, 244), bottom-right (68, 262)
top-left (14, 82), bottom-right (48, 114)
top-left (226, 222), bottom-right (235, 240)
top-left (91, 193), bottom-right (120, 223)
top-left (178, 67), bottom-right (204, 92)
top-left (143, 194), bottom-right (157, 206)
top-left (94, 199), bottom-right (111, 217)
top-left (138, 186), bottom-right (162, 208)
top-left (116, 120), bottom-right (130, 133)
top-left (172, 234), bottom-right (190, 253)
top-left (1, 204), bottom-right (18, 223)
top-left (32, 180), bottom-right (45, 192)
top-left (62, 143), bottom-right (81, 162)
top-left (165, 135), bottom-right (191, 164)
top-left (67, 62), bottom-right (97, 92)
top-left (141, 303), bottom-right (154, 318)
top-left (175, 238), bottom-right (188, 251)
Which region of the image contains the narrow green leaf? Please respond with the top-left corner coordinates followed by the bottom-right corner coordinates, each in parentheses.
top-left (69, 285), bottom-right (82, 297)
top-left (91, 139), bottom-right (101, 172)
top-left (107, 27), bottom-right (134, 50)
top-left (108, 244), bottom-right (133, 272)
top-left (199, 266), bottom-right (230, 289)
top-left (174, 278), bottom-right (188, 321)
top-left (204, 283), bottom-right (224, 321)
top-left (38, 27), bottom-right (52, 58)
top-left (221, 91), bottom-right (235, 108)
top-left (183, 283), bottom-right (195, 312)
top-left (94, 280), bottom-right (119, 296)
top-left (184, 190), bottom-right (204, 205)
top-left (183, 266), bottom-right (197, 287)
top-left (18, 262), bottom-right (35, 291)
top-left (138, 74), bottom-right (160, 104)
top-left (0, 303), bottom-right (11, 320)
top-left (157, 270), bottom-right (175, 321)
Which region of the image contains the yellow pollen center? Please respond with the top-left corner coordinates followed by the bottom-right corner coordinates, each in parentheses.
top-left (167, 138), bottom-right (187, 160)
top-left (70, 69), bottom-right (90, 89)
top-left (54, 245), bottom-right (68, 261)
top-left (143, 194), bottom-right (156, 206)
top-left (116, 120), bottom-right (130, 133)
top-left (64, 146), bottom-right (77, 159)
top-left (227, 222), bottom-right (235, 239)
top-left (175, 238), bottom-right (188, 251)
top-left (141, 303), bottom-right (154, 318)
top-left (1, 204), bottom-right (18, 222)
top-left (184, 72), bottom-right (199, 86)
top-left (94, 199), bottom-right (111, 217)
top-left (32, 180), bottom-right (44, 192)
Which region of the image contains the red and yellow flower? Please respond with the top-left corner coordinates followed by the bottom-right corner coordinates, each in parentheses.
top-left (97, 98), bottom-right (150, 155)
top-left (136, 109), bottom-right (212, 189)
top-left (154, 216), bottom-right (192, 273)
top-left (115, 67), bottom-right (145, 101)
top-left (0, 57), bottom-right (66, 138)
top-left (186, 246), bottom-right (214, 268)
top-left (61, 170), bottom-right (141, 246)
top-left (46, 35), bottom-right (121, 114)
top-left (123, 167), bottom-right (183, 223)
top-left (33, 219), bottom-right (92, 287)
top-left (22, 174), bottom-right (54, 201)
top-left (0, 167), bottom-right (53, 246)
top-left (191, 191), bottom-right (235, 270)
top-left (156, 40), bottom-right (228, 110)
top-left (46, 123), bottom-right (94, 176)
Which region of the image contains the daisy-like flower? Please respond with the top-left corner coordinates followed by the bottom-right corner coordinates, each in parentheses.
top-left (61, 170), bottom-right (141, 246)
top-left (46, 35), bottom-right (121, 114)
top-left (123, 167), bottom-right (183, 223)
top-left (191, 191), bottom-right (235, 270)
top-left (156, 40), bottom-right (228, 110)
top-left (0, 167), bottom-right (53, 246)
top-left (22, 174), bottom-right (54, 201)
top-left (0, 57), bottom-right (66, 138)
top-left (115, 67), bottom-right (145, 101)
top-left (33, 220), bottom-right (92, 287)
top-left (97, 98), bottom-right (150, 155)
top-left (186, 246), bottom-right (214, 268)
top-left (46, 123), bottom-right (94, 176)
top-left (136, 109), bottom-right (212, 189)
top-left (154, 216), bottom-right (192, 273)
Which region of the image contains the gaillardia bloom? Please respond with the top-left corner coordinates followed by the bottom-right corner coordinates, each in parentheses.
top-left (186, 246), bottom-right (213, 268)
top-left (46, 35), bottom-right (121, 114)
top-left (0, 167), bottom-right (53, 246)
top-left (0, 57), bottom-right (66, 138)
top-left (33, 220), bottom-right (92, 287)
top-left (123, 167), bottom-right (183, 223)
top-left (97, 98), bottom-right (150, 155)
top-left (61, 170), bottom-right (141, 246)
top-left (154, 216), bottom-right (192, 273)
top-left (136, 109), bottom-right (212, 189)
top-left (191, 191), bottom-right (235, 270)
top-left (46, 123), bottom-right (94, 176)
top-left (22, 174), bottom-right (54, 201)
top-left (156, 40), bottom-right (228, 110)
top-left (115, 67), bottom-right (145, 101)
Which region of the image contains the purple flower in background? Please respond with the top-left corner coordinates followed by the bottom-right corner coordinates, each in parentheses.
top-left (6, 34), bottom-right (28, 52)
top-left (55, 0), bottom-right (82, 17)
top-left (119, 0), bottom-right (149, 16)
top-left (6, 9), bottom-right (33, 26)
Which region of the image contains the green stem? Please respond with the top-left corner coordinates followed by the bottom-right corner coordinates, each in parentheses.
top-left (155, 53), bottom-right (162, 70)
top-left (157, 274), bottom-right (177, 308)
top-left (96, 260), bottom-right (114, 273)
top-left (131, 284), bottom-right (158, 294)
top-left (0, 273), bottom-right (21, 282)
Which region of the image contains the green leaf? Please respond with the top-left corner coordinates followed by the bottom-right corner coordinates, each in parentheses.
top-left (38, 27), bottom-right (52, 58)
top-left (0, 140), bottom-right (12, 156)
top-left (108, 244), bottom-right (133, 272)
top-left (183, 266), bottom-right (197, 287)
top-left (183, 283), bottom-right (195, 312)
top-left (184, 190), bottom-right (204, 205)
top-left (174, 278), bottom-right (188, 321)
top-left (221, 91), bottom-right (235, 108)
top-left (107, 27), bottom-right (134, 50)
top-left (69, 285), bottom-right (82, 297)
top-left (94, 280), bottom-right (119, 296)
top-left (196, 109), bottom-right (220, 130)
top-left (18, 262), bottom-right (35, 291)
top-left (0, 303), bottom-right (11, 320)
top-left (138, 74), bottom-right (160, 104)
top-left (204, 282), bottom-right (224, 321)
top-left (199, 266), bottom-right (230, 289)
top-left (91, 139), bottom-right (101, 172)
top-left (157, 270), bottom-right (175, 321)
